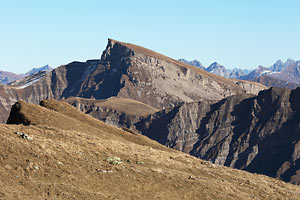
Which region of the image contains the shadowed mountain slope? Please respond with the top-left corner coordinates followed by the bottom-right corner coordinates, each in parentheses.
top-left (1, 100), bottom-right (300, 199)
top-left (133, 87), bottom-right (300, 185)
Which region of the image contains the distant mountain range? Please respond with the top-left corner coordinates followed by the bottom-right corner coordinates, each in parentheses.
top-left (178, 59), bottom-right (250, 79)
top-left (24, 64), bottom-right (52, 76)
top-left (179, 58), bottom-right (300, 89)
top-left (0, 65), bottom-right (52, 85)
top-left (0, 71), bottom-right (23, 85)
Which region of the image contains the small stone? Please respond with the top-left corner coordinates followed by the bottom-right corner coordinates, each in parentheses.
top-left (105, 156), bottom-right (122, 165)
top-left (57, 161), bottom-right (64, 165)
top-left (14, 131), bottom-right (33, 141)
top-left (33, 165), bottom-right (39, 170)
top-left (188, 176), bottom-right (197, 180)
top-left (16, 132), bottom-right (22, 136)
top-left (96, 169), bottom-right (113, 173)
top-left (26, 136), bottom-right (33, 141)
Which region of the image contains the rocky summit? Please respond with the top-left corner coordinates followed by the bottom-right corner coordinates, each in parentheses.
top-left (0, 39), bottom-right (266, 123)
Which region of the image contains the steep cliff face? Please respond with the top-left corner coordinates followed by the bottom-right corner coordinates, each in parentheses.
top-left (97, 39), bottom-right (266, 108)
top-left (134, 87), bottom-right (300, 185)
top-left (0, 39), bottom-right (266, 123)
top-left (232, 80), bottom-right (266, 95)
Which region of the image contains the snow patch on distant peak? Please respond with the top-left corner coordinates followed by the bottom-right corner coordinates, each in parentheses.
top-left (268, 71), bottom-right (281, 75)
top-left (260, 70), bottom-right (272, 75)
top-left (13, 76), bottom-right (43, 89)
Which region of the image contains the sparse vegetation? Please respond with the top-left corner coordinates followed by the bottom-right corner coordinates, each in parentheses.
top-left (1, 100), bottom-right (300, 199)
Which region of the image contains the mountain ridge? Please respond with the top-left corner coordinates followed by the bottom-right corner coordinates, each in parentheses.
top-left (180, 58), bottom-right (300, 88)
top-left (0, 65), bottom-right (53, 85)
top-left (0, 39), bottom-right (266, 123)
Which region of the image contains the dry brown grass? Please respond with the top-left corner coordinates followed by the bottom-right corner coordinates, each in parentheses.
top-left (65, 97), bottom-right (159, 117)
top-left (1, 100), bottom-right (300, 199)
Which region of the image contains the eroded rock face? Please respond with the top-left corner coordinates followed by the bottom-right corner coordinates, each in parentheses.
top-left (134, 87), bottom-right (300, 185)
top-left (84, 39), bottom-right (261, 109)
top-left (62, 86), bottom-right (300, 184)
top-left (0, 39), bottom-right (266, 123)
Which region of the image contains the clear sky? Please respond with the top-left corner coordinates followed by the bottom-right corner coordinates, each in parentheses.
top-left (1, 0), bottom-right (300, 73)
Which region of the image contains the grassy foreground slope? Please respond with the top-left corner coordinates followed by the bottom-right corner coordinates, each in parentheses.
top-left (0, 100), bottom-right (299, 199)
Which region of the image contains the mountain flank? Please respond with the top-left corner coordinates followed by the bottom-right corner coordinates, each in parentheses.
top-left (1, 100), bottom-right (300, 199)
top-left (68, 86), bottom-right (300, 185)
top-left (0, 39), bottom-right (266, 123)
top-left (130, 87), bottom-right (300, 185)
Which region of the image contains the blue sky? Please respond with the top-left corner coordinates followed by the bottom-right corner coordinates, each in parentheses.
top-left (1, 0), bottom-right (300, 73)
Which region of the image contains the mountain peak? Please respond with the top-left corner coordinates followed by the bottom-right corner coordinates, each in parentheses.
top-left (257, 65), bottom-right (265, 69)
top-left (286, 58), bottom-right (295, 65)
top-left (210, 62), bottom-right (221, 66)
top-left (207, 62), bottom-right (225, 70)
top-left (24, 65), bottom-right (53, 76)
top-left (287, 58), bottom-right (294, 62)
top-left (107, 38), bottom-right (122, 47)
top-left (178, 59), bottom-right (205, 69)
